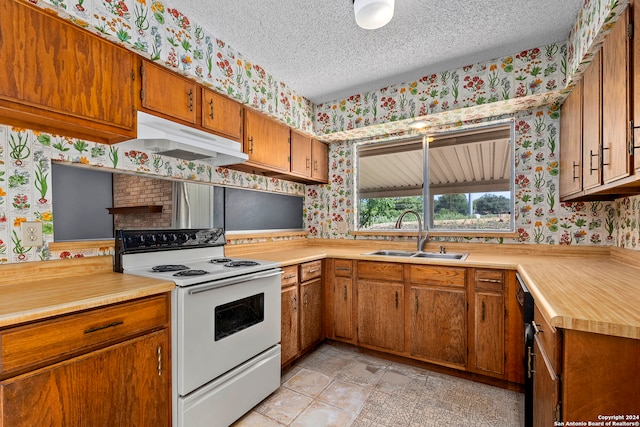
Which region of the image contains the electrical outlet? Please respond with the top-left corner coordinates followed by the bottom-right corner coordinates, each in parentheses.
top-left (22, 221), bottom-right (43, 247)
top-left (336, 221), bottom-right (349, 234)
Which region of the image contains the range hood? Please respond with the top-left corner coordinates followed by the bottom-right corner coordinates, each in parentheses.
top-left (115, 111), bottom-right (248, 166)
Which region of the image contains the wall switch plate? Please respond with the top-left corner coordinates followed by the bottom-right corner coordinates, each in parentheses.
top-left (22, 221), bottom-right (43, 247)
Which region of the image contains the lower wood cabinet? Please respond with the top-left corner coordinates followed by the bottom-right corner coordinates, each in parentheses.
top-left (280, 260), bottom-right (323, 367)
top-left (0, 294), bottom-right (171, 426)
top-left (471, 269), bottom-right (506, 377)
top-left (331, 259), bottom-right (355, 342)
top-left (408, 265), bottom-right (467, 367)
top-left (356, 262), bottom-right (405, 353)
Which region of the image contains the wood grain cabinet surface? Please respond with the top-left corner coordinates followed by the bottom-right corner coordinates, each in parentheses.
top-left (290, 131), bottom-right (329, 183)
top-left (0, 293), bottom-right (171, 427)
top-left (202, 88), bottom-right (244, 141)
top-left (140, 60), bottom-right (198, 125)
top-left (240, 108), bottom-right (291, 173)
top-left (0, 0), bottom-right (136, 144)
top-left (280, 261), bottom-right (323, 367)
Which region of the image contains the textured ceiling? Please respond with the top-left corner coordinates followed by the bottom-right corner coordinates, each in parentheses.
top-left (168, 1), bottom-right (583, 104)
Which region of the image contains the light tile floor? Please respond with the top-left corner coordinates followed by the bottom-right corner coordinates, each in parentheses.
top-left (233, 342), bottom-right (524, 427)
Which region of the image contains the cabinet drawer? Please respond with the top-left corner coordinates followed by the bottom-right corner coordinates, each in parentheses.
top-left (357, 261), bottom-right (403, 282)
top-left (0, 294), bottom-right (169, 374)
top-left (300, 260), bottom-right (322, 282)
top-left (474, 269), bottom-right (504, 292)
top-left (334, 259), bottom-right (353, 278)
top-left (409, 265), bottom-right (466, 288)
top-left (533, 304), bottom-right (560, 373)
top-left (281, 265), bottom-right (299, 287)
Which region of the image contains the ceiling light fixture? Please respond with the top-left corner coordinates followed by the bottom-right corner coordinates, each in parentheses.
top-left (353, 0), bottom-right (395, 30)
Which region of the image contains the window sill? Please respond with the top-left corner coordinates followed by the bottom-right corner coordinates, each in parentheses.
top-left (351, 230), bottom-right (520, 239)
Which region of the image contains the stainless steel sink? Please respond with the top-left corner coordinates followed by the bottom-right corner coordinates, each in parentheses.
top-left (365, 250), bottom-right (417, 257)
top-left (411, 252), bottom-right (468, 260)
top-left (364, 250), bottom-right (468, 260)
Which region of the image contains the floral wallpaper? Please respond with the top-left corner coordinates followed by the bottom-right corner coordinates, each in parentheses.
top-left (306, 106), bottom-right (619, 247)
top-left (0, 124), bottom-right (304, 263)
top-left (30, 0), bottom-right (314, 132)
top-left (2, 0), bottom-right (639, 265)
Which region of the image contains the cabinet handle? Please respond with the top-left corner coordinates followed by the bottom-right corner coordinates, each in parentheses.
top-left (249, 136), bottom-right (254, 154)
top-left (188, 89), bottom-right (193, 111)
top-left (84, 320), bottom-right (123, 334)
top-left (343, 285), bottom-right (347, 301)
top-left (304, 291), bottom-right (308, 305)
top-left (283, 274), bottom-right (297, 280)
top-left (481, 301), bottom-right (485, 321)
top-left (478, 278), bottom-right (502, 283)
top-left (601, 144), bottom-right (610, 167)
top-left (314, 159), bottom-right (318, 171)
top-left (589, 149), bottom-right (599, 174)
top-left (532, 320), bottom-right (543, 334)
top-left (571, 161), bottom-right (579, 181)
top-left (209, 99), bottom-right (215, 119)
top-left (306, 157), bottom-right (311, 170)
top-left (336, 267), bottom-right (350, 271)
top-left (415, 295), bottom-right (419, 314)
top-left (293, 294), bottom-right (297, 311)
top-left (157, 346), bottom-right (162, 376)
top-left (307, 268), bottom-right (320, 273)
top-left (395, 291), bottom-right (399, 309)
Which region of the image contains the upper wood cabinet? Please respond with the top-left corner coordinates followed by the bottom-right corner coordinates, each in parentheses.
top-left (290, 131), bottom-right (329, 183)
top-left (582, 50), bottom-right (603, 192)
top-left (560, 7), bottom-right (640, 200)
top-left (559, 81), bottom-right (583, 198)
top-left (202, 88), bottom-right (243, 141)
top-left (140, 61), bottom-right (197, 125)
top-left (241, 108), bottom-right (291, 173)
top-left (0, 0), bottom-right (136, 144)
top-left (601, 7), bottom-right (632, 184)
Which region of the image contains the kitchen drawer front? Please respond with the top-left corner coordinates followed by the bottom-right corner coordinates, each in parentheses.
top-left (281, 265), bottom-right (299, 287)
top-left (533, 303), bottom-right (560, 373)
top-left (474, 269), bottom-right (504, 292)
top-left (409, 265), bottom-right (466, 288)
top-left (357, 261), bottom-right (403, 282)
top-left (0, 294), bottom-right (169, 375)
top-left (300, 260), bottom-right (322, 282)
top-left (333, 259), bottom-right (353, 278)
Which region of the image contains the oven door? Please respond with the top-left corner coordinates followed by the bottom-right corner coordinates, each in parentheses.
top-left (176, 268), bottom-right (282, 395)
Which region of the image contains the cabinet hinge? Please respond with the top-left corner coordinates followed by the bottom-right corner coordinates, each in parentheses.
top-left (131, 70), bottom-right (135, 81)
top-left (628, 22), bottom-right (634, 40)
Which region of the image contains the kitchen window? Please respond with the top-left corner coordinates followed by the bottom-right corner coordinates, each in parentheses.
top-left (355, 120), bottom-right (515, 235)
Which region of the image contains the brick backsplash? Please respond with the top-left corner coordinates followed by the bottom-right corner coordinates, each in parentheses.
top-left (112, 175), bottom-right (173, 230)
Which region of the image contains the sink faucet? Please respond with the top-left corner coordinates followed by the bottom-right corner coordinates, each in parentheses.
top-left (395, 210), bottom-right (429, 252)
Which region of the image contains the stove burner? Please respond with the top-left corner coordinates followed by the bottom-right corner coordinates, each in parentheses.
top-left (225, 260), bottom-right (260, 267)
top-left (210, 258), bottom-right (233, 264)
top-left (173, 269), bottom-right (209, 277)
top-left (152, 264), bottom-right (190, 272)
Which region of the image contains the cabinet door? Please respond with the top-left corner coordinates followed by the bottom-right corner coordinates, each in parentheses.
top-left (300, 278), bottom-right (323, 352)
top-left (602, 8), bottom-right (631, 183)
top-left (582, 50), bottom-right (602, 191)
top-left (559, 81), bottom-right (583, 198)
top-left (0, 0), bottom-right (136, 143)
top-left (473, 289), bottom-right (505, 376)
top-left (1, 330), bottom-right (170, 427)
top-left (140, 61), bottom-right (197, 124)
top-left (290, 130), bottom-right (312, 178)
top-left (244, 108), bottom-right (291, 172)
top-left (311, 139), bottom-right (329, 182)
top-left (333, 276), bottom-right (353, 341)
top-left (202, 89), bottom-right (243, 140)
top-left (410, 285), bottom-right (467, 366)
top-left (532, 335), bottom-right (560, 427)
top-left (357, 280), bottom-right (404, 352)
top-left (281, 285), bottom-right (299, 366)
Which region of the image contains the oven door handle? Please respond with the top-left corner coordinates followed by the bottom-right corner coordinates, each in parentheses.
top-left (187, 269), bottom-right (283, 295)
